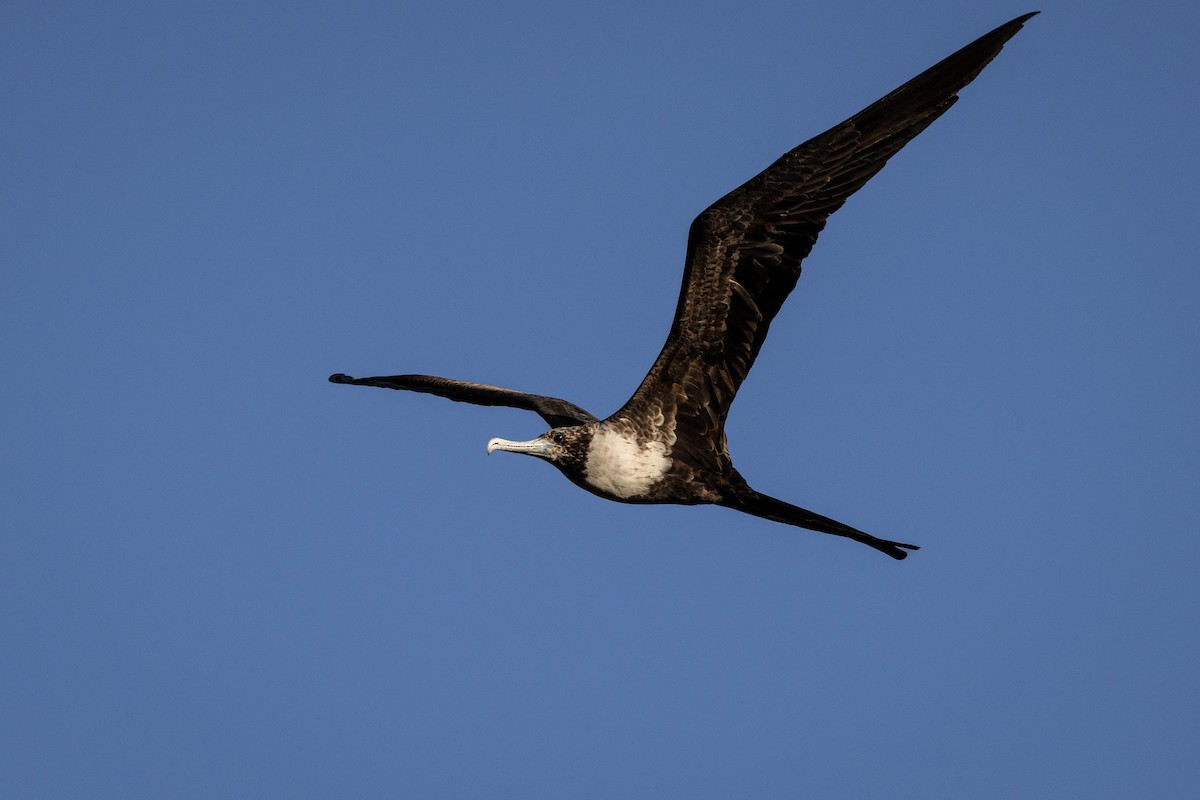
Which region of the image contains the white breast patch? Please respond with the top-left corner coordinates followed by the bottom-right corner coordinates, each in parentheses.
top-left (583, 425), bottom-right (670, 500)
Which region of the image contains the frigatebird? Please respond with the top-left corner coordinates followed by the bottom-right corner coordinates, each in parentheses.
top-left (331, 13), bottom-right (1037, 559)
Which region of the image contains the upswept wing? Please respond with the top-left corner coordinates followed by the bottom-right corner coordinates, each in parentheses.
top-left (616, 13), bottom-right (1036, 471)
top-left (328, 373), bottom-right (598, 428)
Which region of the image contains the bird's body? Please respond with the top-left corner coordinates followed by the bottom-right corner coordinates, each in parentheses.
top-left (574, 423), bottom-right (677, 503)
top-left (506, 419), bottom-right (722, 505)
top-left (331, 13), bottom-right (1038, 559)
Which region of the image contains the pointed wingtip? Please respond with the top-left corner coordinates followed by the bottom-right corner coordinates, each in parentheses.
top-left (884, 541), bottom-right (921, 560)
top-left (1000, 11), bottom-right (1040, 37)
top-left (995, 11), bottom-right (1039, 28)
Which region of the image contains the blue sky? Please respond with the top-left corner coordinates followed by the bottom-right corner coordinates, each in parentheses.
top-left (4, 1), bottom-right (1198, 797)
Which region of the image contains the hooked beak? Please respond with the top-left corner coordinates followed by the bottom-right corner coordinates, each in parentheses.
top-left (486, 436), bottom-right (553, 458)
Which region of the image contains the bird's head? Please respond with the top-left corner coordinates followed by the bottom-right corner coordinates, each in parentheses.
top-left (486, 423), bottom-right (595, 479)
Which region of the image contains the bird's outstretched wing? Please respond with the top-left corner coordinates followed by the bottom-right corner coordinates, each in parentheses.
top-left (328, 373), bottom-right (598, 428)
top-left (617, 12), bottom-right (1036, 470)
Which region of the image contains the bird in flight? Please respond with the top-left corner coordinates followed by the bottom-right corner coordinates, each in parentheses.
top-left (331, 12), bottom-right (1037, 559)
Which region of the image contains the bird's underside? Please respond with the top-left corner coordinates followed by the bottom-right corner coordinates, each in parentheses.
top-left (330, 13), bottom-right (1037, 559)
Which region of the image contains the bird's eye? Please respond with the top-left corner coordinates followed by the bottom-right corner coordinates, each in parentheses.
top-left (551, 433), bottom-right (565, 444)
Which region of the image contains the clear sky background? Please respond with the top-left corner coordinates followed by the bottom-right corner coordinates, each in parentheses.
top-left (4, 1), bottom-right (1198, 797)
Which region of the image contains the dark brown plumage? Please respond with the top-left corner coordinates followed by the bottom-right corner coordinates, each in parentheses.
top-left (330, 13), bottom-right (1037, 559)
top-left (328, 373), bottom-right (597, 428)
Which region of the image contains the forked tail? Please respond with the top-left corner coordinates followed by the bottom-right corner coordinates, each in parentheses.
top-left (721, 488), bottom-right (919, 560)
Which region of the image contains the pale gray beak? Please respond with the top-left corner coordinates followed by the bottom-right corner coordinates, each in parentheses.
top-left (486, 436), bottom-right (552, 458)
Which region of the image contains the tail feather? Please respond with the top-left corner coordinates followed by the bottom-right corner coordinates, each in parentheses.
top-left (721, 489), bottom-right (919, 560)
